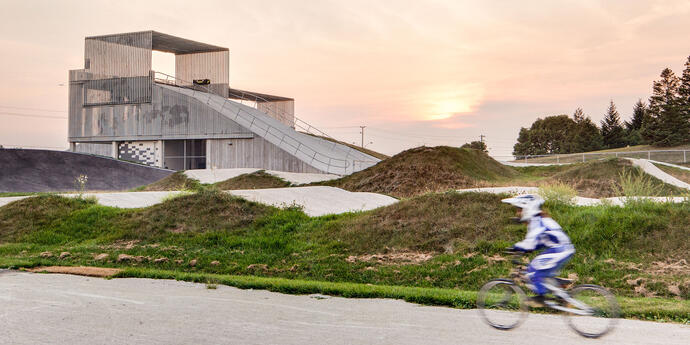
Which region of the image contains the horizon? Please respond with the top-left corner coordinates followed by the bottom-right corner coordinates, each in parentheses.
top-left (1, 0), bottom-right (690, 158)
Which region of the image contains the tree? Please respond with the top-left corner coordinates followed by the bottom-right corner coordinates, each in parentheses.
top-left (679, 56), bottom-right (690, 134)
top-left (624, 100), bottom-right (646, 146)
top-left (679, 55), bottom-right (690, 111)
top-left (600, 101), bottom-right (626, 149)
top-left (512, 115), bottom-right (577, 156)
top-left (570, 108), bottom-right (603, 152)
top-left (644, 68), bottom-right (689, 146)
top-left (461, 141), bottom-right (487, 152)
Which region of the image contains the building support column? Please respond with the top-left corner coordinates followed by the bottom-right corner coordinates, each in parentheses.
top-left (69, 142), bottom-right (76, 152)
top-left (156, 140), bottom-right (164, 168)
top-left (111, 141), bottom-right (118, 159)
top-left (206, 139), bottom-right (212, 169)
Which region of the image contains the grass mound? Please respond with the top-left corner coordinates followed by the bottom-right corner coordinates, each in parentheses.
top-left (1, 190), bottom-right (689, 313)
top-left (215, 171), bottom-right (291, 190)
top-left (654, 164), bottom-right (690, 184)
top-left (548, 159), bottom-right (684, 197)
top-left (0, 191), bottom-right (273, 245)
top-left (322, 146), bottom-right (517, 197)
top-left (322, 192), bottom-right (515, 254)
top-left (0, 195), bottom-right (95, 241)
top-left (134, 172), bottom-right (202, 191)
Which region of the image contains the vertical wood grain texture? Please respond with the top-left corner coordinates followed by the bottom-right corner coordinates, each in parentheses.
top-left (85, 32), bottom-right (152, 78)
top-left (175, 51), bottom-right (229, 96)
top-left (208, 137), bottom-right (323, 173)
top-left (257, 100), bottom-right (295, 127)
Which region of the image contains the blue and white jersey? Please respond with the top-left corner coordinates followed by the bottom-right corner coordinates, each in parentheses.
top-left (514, 216), bottom-right (572, 251)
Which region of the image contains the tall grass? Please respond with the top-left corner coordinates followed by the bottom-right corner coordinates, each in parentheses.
top-left (538, 182), bottom-right (577, 205)
top-left (614, 168), bottom-right (664, 197)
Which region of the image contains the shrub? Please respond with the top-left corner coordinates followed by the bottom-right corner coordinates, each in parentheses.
top-left (538, 182), bottom-right (576, 205)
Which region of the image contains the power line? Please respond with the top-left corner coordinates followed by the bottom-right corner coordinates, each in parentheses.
top-left (0, 105), bottom-right (66, 113)
top-left (0, 112), bottom-right (67, 119)
top-left (367, 127), bottom-right (471, 140)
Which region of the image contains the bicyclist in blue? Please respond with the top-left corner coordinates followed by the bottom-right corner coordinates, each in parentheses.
top-left (501, 194), bottom-right (575, 306)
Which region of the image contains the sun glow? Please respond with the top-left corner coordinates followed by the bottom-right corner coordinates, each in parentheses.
top-left (428, 99), bottom-right (473, 120)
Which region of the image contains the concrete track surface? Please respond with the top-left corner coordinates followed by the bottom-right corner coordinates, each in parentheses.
top-left (0, 271), bottom-right (687, 345)
top-left (184, 168), bottom-right (340, 185)
top-left (0, 149), bottom-right (173, 193)
top-left (0, 187), bottom-right (398, 216)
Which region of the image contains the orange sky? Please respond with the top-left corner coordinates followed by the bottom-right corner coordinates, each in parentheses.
top-left (1, 0), bottom-right (689, 157)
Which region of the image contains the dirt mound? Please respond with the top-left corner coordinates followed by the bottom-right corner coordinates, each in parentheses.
top-left (549, 159), bottom-right (684, 197)
top-left (136, 172), bottom-right (201, 191)
top-left (0, 149), bottom-right (173, 193)
top-left (322, 146), bottom-right (517, 197)
top-left (215, 170), bottom-right (291, 190)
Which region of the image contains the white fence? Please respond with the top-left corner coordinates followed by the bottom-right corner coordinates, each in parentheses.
top-left (494, 150), bottom-right (689, 164)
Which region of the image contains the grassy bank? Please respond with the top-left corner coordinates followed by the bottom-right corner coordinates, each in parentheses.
top-left (654, 163), bottom-right (690, 184)
top-left (0, 191), bottom-right (688, 321)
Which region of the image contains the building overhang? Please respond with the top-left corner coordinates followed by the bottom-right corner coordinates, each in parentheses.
top-left (228, 88), bottom-right (293, 102)
top-left (86, 30), bottom-right (228, 54)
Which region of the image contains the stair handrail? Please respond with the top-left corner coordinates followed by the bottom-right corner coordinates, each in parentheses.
top-left (153, 71), bottom-right (378, 173)
top-left (153, 71), bottom-right (378, 164)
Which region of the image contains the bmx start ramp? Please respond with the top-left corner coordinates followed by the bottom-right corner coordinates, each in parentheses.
top-left (0, 149), bottom-right (173, 193)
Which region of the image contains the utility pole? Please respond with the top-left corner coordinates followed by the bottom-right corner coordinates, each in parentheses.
top-left (480, 134), bottom-right (486, 143)
top-left (359, 126), bottom-right (366, 148)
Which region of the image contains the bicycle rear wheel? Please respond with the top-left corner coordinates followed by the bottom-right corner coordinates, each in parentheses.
top-left (564, 284), bottom-right (620, 338)
top-left (477, 279), bottom-right (528, 330)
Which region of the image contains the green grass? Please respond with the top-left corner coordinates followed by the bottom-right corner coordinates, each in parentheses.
top-left (0, 191), bottom-right (688, 321)
top-left (654, 163), bottom-right (690, 184)
top-left (315, 147), bottom-right (682, 198)
top-left (132, 171), bottom-right (203, 192)
top-left (512, 159), bottom-right (685, 198)
top-left (214, 170), bottom-right (291, 190)
top-left (0, 192), bottom-right (41, 197)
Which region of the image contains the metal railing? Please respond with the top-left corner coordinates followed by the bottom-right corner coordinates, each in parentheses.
top-left (153, 72), bottom-right (376, 163)
top-left (495, 150), bottom-right (689, 165)
top-left (152, 71), bottom-right (378, 174)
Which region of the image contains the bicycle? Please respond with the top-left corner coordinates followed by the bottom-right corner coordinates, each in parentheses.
top-left (477, 251), bottom-right (620, 338)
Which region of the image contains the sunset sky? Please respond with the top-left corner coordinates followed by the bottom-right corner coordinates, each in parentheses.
top-left (1, 0), bottom-right (689, 157)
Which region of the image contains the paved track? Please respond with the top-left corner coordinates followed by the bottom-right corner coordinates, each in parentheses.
top-left (0, 149), bottom-right (173, 193)
top-left (0, 271), bottom-right (687, 345)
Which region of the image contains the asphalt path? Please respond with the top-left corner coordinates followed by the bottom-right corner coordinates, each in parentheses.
top-left (0, 271), bottom-right (687, 345)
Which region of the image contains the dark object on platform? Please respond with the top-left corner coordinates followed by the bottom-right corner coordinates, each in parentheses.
top-left (193, 79), bottom-right (211, 85)
top-left (0, 149), bottom-right (174, 193)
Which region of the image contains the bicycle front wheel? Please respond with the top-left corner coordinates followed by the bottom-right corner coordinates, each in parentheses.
top-left (564, 284), bottom-right (620, 338)
top-left (477, 279), bottom-right (528, 330)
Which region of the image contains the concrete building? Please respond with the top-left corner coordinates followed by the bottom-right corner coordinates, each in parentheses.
top-left (68, 31), bottom-right (378, 174)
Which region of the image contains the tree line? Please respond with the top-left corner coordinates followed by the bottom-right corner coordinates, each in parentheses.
top-left (513, 56), bottom-right (690, 156)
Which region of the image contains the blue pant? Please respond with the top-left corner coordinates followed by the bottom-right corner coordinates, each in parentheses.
top-left (526, 246), bottom-right (574, 295)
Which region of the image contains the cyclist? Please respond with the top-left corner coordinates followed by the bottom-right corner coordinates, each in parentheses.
top-left (501, 194), bottom-right (575, 306)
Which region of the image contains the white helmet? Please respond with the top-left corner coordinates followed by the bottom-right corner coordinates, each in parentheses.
top-left (501, 194), bottom-right (544, 221)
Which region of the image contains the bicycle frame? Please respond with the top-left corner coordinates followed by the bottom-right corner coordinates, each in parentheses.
top-left (508, 253), bottom-right (594, 316)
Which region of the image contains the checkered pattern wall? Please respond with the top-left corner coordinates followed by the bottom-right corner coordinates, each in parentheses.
top-left (118, 141), bottom-right (158, 166)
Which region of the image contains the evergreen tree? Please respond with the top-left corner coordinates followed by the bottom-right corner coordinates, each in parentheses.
top-left (570, 108), bottom-right (603, 152)
top-left (679, 56), bottom-right (690, 134)
top-left (624, 100), bottom-right (646, 146)
top-left (644, 68), bottom-right (689, 146)
top-left (600, 100), bottom-right (626, 149)
top-left (679, 56), bottom-right (690, 111)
